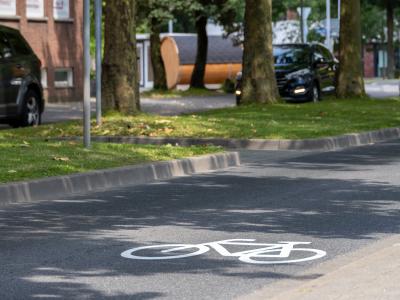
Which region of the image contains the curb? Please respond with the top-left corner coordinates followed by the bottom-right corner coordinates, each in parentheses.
top-left (0, 152), bottom-right (240, 206)
top-left (63, 127), bottom-right (400, 151)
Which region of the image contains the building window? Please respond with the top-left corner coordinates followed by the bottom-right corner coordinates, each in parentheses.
top-left (41, 68), bottom-right (48, 88)
top-left (27, 0), bottom-right (44, 18)
top-left (0, 0), bottom-right (16, 16)
top-left (53, 0), bottom-right (69, 20)
top-left (54, 68), bottom-right (73, 88)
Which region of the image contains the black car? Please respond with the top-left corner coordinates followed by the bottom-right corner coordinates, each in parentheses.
top-left (235, 43), bottom-right (338, 104)
top-left (0, 25), bottom-right (44, 127)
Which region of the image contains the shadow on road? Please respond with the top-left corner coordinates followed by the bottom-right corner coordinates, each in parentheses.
top-left (1, 141), bottom-right (400, 298)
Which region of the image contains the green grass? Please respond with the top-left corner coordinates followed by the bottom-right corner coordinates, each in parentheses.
top-left (4, 96), bottom-right (400, 141)
top-left (0, 138), bottom-right (222, 184)
top-left (2, 96), bottom-right (399, 183)
top-left (141, 88), bottom-right (225, 99)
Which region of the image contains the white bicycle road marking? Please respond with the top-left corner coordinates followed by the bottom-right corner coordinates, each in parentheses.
top-left (121, 239), bottom-right (327, 265)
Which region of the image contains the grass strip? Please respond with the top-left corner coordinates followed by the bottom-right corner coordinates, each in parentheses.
top-left (4, 97), bottom-right (400, 140)
top-left (0, 138), bottom-right (222, 184)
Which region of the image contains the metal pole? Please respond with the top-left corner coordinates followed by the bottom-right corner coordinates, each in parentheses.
top-left (83, 0), bottom-right (91, 148)
top-left (300, 0), bottom-right (304, 43)
top-left (95, 0), bottom-right (102, 126)
top-left (326, 0), bottom-right (331, 51)
top-left (338, 0), bottom-right (341, 30)
top-left (168, 20), bottom-right (173, 34)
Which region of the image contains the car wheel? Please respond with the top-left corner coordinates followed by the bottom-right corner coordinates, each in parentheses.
top-left (14, 90), bottom-right (42, 127)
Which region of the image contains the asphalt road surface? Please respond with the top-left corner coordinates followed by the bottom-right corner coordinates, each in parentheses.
top-left (1, 140), bottom-right (400, 299)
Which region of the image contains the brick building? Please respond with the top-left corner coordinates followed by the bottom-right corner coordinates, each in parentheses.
top-left (0, 0), bottom-right (83, 103)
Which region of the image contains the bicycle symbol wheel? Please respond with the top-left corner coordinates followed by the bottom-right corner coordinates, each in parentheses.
top-left (239, 248), bottom-right (327, 264)
top-left (121, 244), bottom-right (209, 260)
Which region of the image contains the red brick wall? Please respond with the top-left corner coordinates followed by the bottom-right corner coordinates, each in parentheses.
top-left (0, 0), bottom-right (83, 103)
top-left (363, 44), bottom-right (375, 78)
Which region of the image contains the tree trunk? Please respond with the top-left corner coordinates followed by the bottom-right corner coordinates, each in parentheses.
top-left (150, 19), bottom-right (168, 90)
top-left (241, 0), bottom-right (279, 104)
top-left (102, 0), bottom-right (140, 113)
top-left (190, 15), bottom-right (208, 89)
top-left (337, 0), bottom-right (365, 98)
top-left (386, 0), bottom-right (395, 79)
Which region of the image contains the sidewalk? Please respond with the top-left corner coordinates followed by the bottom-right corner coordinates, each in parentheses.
top-left (242, 235), bottom-right (400, 300)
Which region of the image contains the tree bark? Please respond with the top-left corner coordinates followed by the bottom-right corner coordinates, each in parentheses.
top-left (190, 15), bottom-right (208, 89)
top-left (150, 19), bottom-right (168, 90)
top-left (102, 0), bottom-right (140, 113)
top-left (386, 0), bottom-right (395, 79)
top-left (241, 0), bottom-right (279, 104)
top-left (337, 0), bottom-right (365, 98)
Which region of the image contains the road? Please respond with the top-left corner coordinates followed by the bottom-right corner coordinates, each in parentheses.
top-left (1, 140), bottom-right (400, 299)
top-left (365, 79), bottom-right (399, 98)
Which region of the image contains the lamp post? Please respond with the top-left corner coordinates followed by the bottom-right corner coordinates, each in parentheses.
top-left (326, 0), bottom-right (332, 51)
top-left (95, 0), bottom-right (102, 126)
top-left (300, 0), bottom-right (304, 43)
top-left (83, 0), bottom-right (91, 148)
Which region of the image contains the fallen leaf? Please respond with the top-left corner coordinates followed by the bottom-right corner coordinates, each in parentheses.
top-left (53, 156), bottom-right (70, 162)
top-left (155, 119), bottom-right (172, 124)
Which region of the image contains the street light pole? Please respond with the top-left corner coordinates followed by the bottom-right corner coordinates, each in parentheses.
top-left (300, 0), bottom-right (304, 43)
top-left (326, 0), bottom-right (331, 51)
top-left (83, 0), bottom-right (91, 148)
top-left (95, 0), bottom-right (102, 126)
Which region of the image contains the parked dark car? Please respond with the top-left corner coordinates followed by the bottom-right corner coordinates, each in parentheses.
top-left (0, 25), bottom-right (44, 127)
top-left (235, 43), bottom-right (338, 104)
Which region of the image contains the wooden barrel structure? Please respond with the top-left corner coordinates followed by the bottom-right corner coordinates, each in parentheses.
top-left (161, 35), bottom-right (243, 89)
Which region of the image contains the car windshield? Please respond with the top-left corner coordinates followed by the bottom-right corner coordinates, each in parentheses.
top-left (273, 46), bottom-right (310, 65)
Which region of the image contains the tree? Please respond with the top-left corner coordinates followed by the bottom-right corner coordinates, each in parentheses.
top-left (384, 0), bottom-right (399, 79)
top-left (240, 0), bottom-right (279, 104)
top-left (137, 1), bottom-right (187, 90)
top-left (190, 0), bottom-right (240, 89)
top-left (102, 0), bottom-right (139, 113)
top-left (190, 13), bottom-right (209, 88)
top-left (337, 0), bottom-right (365, 98)
top-left (363, 0), bottom-right (399, 78)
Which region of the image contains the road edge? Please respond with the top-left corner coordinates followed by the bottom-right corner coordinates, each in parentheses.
top-left (0, 152), bottom-right (240, 206)
top-left (63, 126), bottom-right (400, 151)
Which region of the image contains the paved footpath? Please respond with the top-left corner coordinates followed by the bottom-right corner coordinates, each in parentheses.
top-left (1, 140), bottom-right (400, 299)
top-left (243, 234), bottom-right (400, 300)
